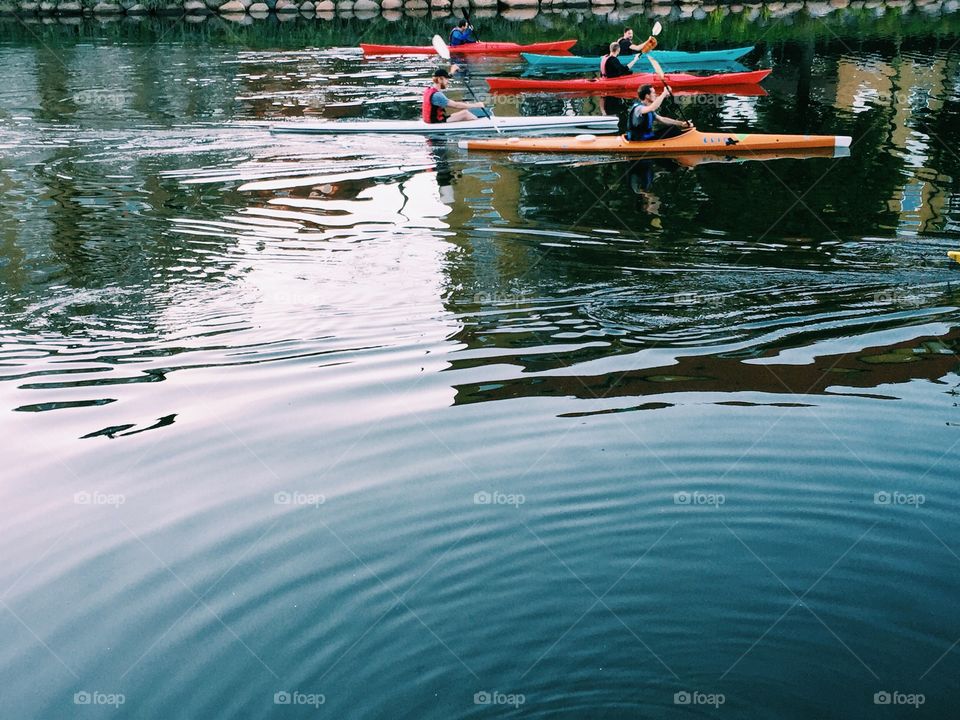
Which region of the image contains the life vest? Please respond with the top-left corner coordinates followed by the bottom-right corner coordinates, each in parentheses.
top-left (422, 86), bottom-right (445, 124)
top-left (626, 102), bottom-right (655, 141)
top-left (600, 54), bottom-right (612, 78)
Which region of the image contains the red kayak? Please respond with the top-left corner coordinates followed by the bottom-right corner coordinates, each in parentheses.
top-left (486, 69), bottom-right (771, 92)
top-left (360, 40), bottom-right (577, 56)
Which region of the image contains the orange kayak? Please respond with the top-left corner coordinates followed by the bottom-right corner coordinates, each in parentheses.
top-left (458, 130), bottom-right (853, 155)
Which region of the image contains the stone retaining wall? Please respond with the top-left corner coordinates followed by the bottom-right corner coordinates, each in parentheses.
top-left (0, 0), bottom-right (952, 18)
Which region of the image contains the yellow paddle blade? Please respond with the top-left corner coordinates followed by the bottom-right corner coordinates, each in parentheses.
top-left (646, 54), bottom-right (666, 82)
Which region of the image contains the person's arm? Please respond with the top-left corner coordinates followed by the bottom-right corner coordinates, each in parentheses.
top-left (445, 99), bottom-right (484, 110)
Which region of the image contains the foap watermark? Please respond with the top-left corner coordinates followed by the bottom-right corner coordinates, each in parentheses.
top-left (470, 291), bottom-right (530, 307)
top-left (274, 690), bottom-right (325, 708)
top-left (474, 690), bottom-right (525, 708)
top-left (74, 491), bottom-right (125, 508)
top-left (74, 691), bottom-right (125, 708)
top-left (274, 491), bottom-right (326, 508)
top-left (874, 690), bottom-right (924, 708)
top-left (674, 690), bottom-right (725, 708)
top-left (674, 291), bottom-right (724, 307)
top-left (874, 491), bottom-right (925, 508)
top-left (474, 491), bottom-right (525, 508)
top-left (674, 491), bottom-right (725, 508)
top-left (872, 289), bottom-right (923, 309)
top-left (72, 90), bottom-right (133, 110)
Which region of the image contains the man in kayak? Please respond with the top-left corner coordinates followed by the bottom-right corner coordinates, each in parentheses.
top-left (449, 19), bottom-right (477, 47)
top-left (601, 42), bottom-right (642, 79)
top-left (618, 28), bottom-right (658, 56)
top-left (423, 67), bottom-right (487, 124)
top-left (625, 84), bottom-right (694, 141)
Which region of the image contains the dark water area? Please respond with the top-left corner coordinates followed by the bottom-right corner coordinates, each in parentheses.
top-left (1, 7), bottom-right (960, 719)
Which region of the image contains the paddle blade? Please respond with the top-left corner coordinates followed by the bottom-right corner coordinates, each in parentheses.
top-left (432, 35), bottom-right (451, 60)
top-left (652, 21), bottom-right (662, 36)
top-left (646, 53), bottom-right (666, 81)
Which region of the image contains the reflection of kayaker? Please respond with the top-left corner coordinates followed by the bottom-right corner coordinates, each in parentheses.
top-left (423, 66), bottom-right (487, 124)
top-left (625, 84), bottom-right (694, 141)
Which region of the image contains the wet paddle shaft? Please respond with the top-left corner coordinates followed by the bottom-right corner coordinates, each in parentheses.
top-left (431, 35), bottom-right (501, 134)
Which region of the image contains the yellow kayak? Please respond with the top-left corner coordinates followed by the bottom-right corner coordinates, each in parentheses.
top-left (949, 251), bottom-right (960, 264)
top-left (458, 129), bottom-right (852, 155)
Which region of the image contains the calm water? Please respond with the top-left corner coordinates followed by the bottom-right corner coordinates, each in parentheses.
top-left (2, 10), bottom-right (960, 719)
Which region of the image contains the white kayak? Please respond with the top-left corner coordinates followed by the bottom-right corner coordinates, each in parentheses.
top-left (269, 115), bottom-right (618, 135)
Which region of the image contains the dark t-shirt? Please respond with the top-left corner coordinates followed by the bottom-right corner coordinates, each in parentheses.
top-left (602, 55), bottom-right (632, 78)
top-left (618, 38), bottom-right (634, 55)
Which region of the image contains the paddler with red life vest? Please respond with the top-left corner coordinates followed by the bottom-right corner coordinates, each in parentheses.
top-left (423, 66), bottom-right (487, 124)
top-left (600, 42), bottom-right (642, 79)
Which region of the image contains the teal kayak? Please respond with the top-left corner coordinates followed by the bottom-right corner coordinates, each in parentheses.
top-left (521, 46), bottom-right (755, 72)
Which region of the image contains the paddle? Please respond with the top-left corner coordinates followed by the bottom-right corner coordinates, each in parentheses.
top-left (627, 20), bottom-right (662, 69)
top-left (431, 34), bottom-right (501, 134)
top-left (646, 52), bottom-right (690, 125)
top-left (462, 9), bottom-right (479, 42)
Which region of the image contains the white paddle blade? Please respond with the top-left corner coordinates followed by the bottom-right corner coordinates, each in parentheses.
top-left (432, 35), bottom-right (451, 60)
top-left (652, 21), bottom-right (662, 36)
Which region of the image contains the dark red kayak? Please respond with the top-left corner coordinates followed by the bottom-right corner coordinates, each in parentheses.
top-left (486, 69), bottom-right (772, 92)
top-left (360, 40), bottom-right (577, 56)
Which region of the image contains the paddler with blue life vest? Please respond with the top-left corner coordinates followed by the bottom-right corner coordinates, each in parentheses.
top-left (423, 66), bottom-right (487, 124)
top-left (625, 84), bottom-right (694, 141)
top-left (449, 19), bottom-right (477, 47)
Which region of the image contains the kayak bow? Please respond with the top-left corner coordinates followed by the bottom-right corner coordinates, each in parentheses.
top-left (458, 130), bottom-right (853, 155)
top-left (486, 69), bottom-right (771, 93)
top-left (360, 40), bottom-right (576, 56)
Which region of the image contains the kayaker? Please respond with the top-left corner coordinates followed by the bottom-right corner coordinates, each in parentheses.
top-left (423, 66), bottom-right (486, 124)
top-left (618, 28), bottom-right (658, 56)
top-left (449, 19), bottom-right (477, 47)
top-left (601, 42), bottom-right (641, 79)
top-left (625, 84), bottom-right (694, 141)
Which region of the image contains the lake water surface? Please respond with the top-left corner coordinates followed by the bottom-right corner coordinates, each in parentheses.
top-left (2, 10), bottom-right (960, 719)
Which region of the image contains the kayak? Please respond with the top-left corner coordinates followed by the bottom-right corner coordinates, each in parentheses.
top-left (360, 40), bottom-right (577, 56)
top-left (949, 251), bottom-right (960, 264)
top-left (486, 69), bottom-right (771, 92)
top-left (458, 130), bottom-right (853, 155)
top-left (522, 46), bottom-right (755, 71)
top-left (526, 84), bottom-right (768, 100)
top-left (269, 115), bottom-right (618, 135)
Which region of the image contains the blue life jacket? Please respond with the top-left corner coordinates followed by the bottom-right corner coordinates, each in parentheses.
top-left (625, 101), bottom-right (655, 141)
top-left (449, 28), bottom-right (475, 47)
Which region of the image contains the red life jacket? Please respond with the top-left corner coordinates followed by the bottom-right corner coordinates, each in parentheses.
top-left (600, 54), bottom-right (609, 78)
top-left (422, 86), bottom-right (446, 124)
